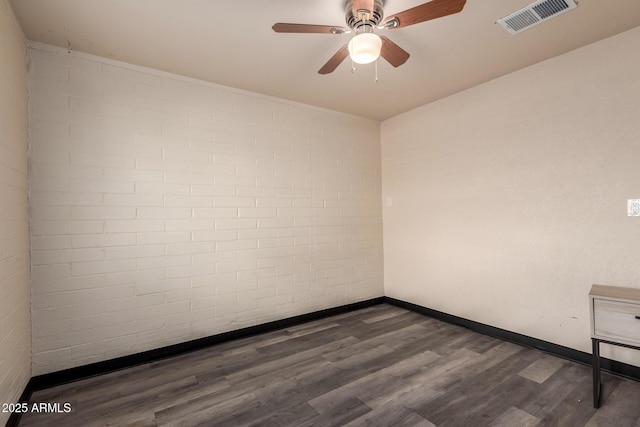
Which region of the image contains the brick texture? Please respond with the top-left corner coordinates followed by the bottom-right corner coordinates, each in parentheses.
top-left (29, 45), bottom-right (383, 374)
top-left (0, 1), bottom-right (30, 424)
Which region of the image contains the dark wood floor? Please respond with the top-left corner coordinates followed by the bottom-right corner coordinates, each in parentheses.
top-left (19, 304), bottom-right (640, 426)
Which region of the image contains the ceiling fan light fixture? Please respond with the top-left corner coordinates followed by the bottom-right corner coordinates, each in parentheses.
top-left (347, 33), bottom-right (382, 64)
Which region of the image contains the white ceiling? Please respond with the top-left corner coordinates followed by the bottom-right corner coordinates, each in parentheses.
top-left (9, 0), bottom-right (640, 120)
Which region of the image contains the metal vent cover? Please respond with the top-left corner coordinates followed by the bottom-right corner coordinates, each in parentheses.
top-left (497, 0), bottom-right (577, 35)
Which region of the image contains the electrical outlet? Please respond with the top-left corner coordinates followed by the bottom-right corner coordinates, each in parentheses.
top-left (386, 197), bottom-right (393, 207)
top-left (628, 199), bottom-right (640, 216)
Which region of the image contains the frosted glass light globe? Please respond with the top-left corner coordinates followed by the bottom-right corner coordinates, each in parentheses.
top-left (348, 33), bottom-right (382, 64)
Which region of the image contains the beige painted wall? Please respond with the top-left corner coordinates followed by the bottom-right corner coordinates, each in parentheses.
top-left (0, 0), bottom-right (31, 423)
top-left (28, 45), bottom-right (383, 374)
top-left (382, 26), bottom-right (640, 366)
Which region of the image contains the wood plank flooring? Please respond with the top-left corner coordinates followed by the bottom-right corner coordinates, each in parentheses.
top-left (18, 304), bottom-right (640, 426)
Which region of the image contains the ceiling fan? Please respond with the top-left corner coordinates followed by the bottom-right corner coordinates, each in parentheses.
top-left (272, 0), bottom-right (467, 74)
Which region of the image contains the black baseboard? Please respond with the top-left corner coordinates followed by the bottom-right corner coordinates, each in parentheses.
top-left (5, 297), bottom-right (380, 427)
top-left (28, 297), bottom-right (384, 392)
top-left (384, 296), bottom-right (640, 382)
top-left (5, 378), bottom-right (34, 427)
top-left (8, 295), bottom-right (640, 427)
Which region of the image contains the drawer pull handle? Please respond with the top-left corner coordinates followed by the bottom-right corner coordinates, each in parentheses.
top-left (636, 316), bottom-right (640, 320)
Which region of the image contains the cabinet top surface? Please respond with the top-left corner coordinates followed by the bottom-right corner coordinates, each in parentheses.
top-left (589, 284), bottom-right (640, 302)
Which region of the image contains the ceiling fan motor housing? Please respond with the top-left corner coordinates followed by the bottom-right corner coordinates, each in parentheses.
top-left (345, 0), bottom-right (385, 32)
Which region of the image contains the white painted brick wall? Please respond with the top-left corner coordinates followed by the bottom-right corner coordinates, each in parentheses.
top-left (0, 2), bottom-right (30, 424)
top-left (29, 44), bottom-right (384, 375)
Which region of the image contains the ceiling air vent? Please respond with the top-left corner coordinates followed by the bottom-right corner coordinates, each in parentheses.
top-left (497, 0), bottom-right (577, 35)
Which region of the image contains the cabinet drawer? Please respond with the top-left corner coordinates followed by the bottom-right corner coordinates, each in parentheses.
top-left (593, 299), bottom-right (640, 345)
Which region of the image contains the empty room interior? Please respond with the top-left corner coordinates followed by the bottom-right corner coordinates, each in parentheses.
top-left (2, 0), bottom-right (640, 425)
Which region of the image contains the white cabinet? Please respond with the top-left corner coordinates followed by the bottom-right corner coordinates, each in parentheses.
top-left (589, 284), bottom-right (640, 408)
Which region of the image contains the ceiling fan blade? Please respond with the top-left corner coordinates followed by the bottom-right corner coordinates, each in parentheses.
top-left (318, 45), bottom-right (349, 75)
top-left (379, 36), bottom-right (410, 67)
top-left (272, 23), bottom-right (348, 34)
top-left (384, 0), bottom-right (466, 29)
